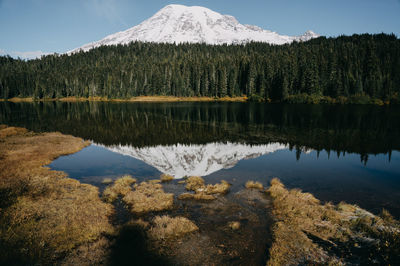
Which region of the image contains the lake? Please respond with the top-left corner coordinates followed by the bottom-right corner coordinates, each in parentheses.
top-left (1, 101), bottom-right (399, 217)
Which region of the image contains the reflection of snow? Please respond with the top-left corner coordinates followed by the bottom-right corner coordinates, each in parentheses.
top-left (94, 142), bottom-right (289, 179)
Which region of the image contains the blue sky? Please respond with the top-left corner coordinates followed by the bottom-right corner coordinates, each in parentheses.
top-left (1, 0), bottom-right (399, 59)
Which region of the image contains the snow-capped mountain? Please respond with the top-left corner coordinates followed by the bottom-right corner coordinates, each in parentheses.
top-left (70, 4), bottom-right (319, 53)
top-left (94, 142), bottom-right (289, 178)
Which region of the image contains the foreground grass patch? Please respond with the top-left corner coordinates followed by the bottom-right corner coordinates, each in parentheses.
top-left (266, 178), bottom-right (400, 265)
top-left (0, 126), bottom-right (113, 264)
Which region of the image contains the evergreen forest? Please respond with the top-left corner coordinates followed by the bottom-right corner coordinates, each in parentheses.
top-left (0, 33), bottom-right (399, 104)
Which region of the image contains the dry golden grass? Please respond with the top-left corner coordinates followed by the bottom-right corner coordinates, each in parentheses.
top-left (148, 215), bottom-right (198, 240)
top-left (179, 177), bottom-right (231, 201)
top-left (185, 176), bottom-right (205, 191)
top-left (128, 219), bottom-right (150, 229)
top-left (7, 97), bottom-right (34, 102)
top-left (245, 181), bottom-right (264, 190)
top-left (203, 180), bottom-right (231, 194)
top-left (228, 221), bottom-right (241, 230)
top-left (160, 174), bottom-right (174, 182)
top-left (59, 97), bottom-right (89, 102)
top-left (0, 126), bottom-right (28, 138)
top-left (102, 175), bottom-right (136, 203)
top-left (266, 178), bottom-right (400, 265)
top-left (5, 96), bottom-right (247, 102)
top-left (123, 181), bottom-right (174, 214)
top-left (178, 193), bottom-right (216, 201)
top-left (0, 126), bottom-right (113, 264)
top-left (125, 96), bottom-right (247, 102)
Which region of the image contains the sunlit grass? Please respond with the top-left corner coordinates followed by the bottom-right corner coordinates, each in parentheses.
top-left (160, 174), bottom-right (174, 182)
top-left (245, 181), bottom-right (264, 190)
top-left (123, 181), bottom-right (174, 214)
top-left (0, 125), bottom-right (113, 264)
top-left (178, 176), bottom-right (231, 200)
top-left (266, 178), bottom-right (400, 265)
top-left (102, 175), bottom-right (137, 203)
top-left (148, 215), bottom-right (198, 240)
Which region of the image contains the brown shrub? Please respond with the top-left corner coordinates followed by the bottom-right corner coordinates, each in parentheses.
top-left (245, 181), bottom-right (264, 190)
top-left (123, 181), bottom-right (174, 214)
top-left (160, 174), bottom-right (174, 182)
top-left (148, 215), bottom-right (198, 240)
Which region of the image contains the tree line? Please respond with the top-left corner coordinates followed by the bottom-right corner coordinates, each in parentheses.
top-left (0, 33), bottom-right (399, 104)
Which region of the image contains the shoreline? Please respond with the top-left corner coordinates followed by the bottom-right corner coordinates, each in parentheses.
top-left (3, 96), bottom-right (248, 103)
top-left (1, 95), bottom-right (397, 105)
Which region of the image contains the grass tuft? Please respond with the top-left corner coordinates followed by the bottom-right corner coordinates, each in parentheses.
top-left (123, 181), bottom-right (174, 214)
top-left (245, 181), bottom-right (264, 190)
top-left (148, 215), bottom-right (198, 240)
top-left (102, 175), bottom-right (136, 203)
top-left (185, 176), bottom-right (205, 191)
top-left (228, 221), bottom-right (241, 230)
top-left (160, 174), bottom-right (174, 182)
top-left (178, 193), bottom-right (216, 201)
top-left (179, 177), bottom-right (231, 201)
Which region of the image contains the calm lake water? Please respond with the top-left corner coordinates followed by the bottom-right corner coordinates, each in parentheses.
top-left (1, 102), bottom-right (400, 217)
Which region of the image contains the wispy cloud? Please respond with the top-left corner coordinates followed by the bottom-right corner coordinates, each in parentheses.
top-left (86, 0), bottom-right (127, 26)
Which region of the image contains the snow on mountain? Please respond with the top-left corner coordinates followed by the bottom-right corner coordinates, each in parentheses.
top-left (94, 142), bottom-right (289, 178)
top-left (69, 4), bottom-right (319, 53)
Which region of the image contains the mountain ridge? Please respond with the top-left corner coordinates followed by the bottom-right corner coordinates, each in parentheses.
top-left (70, 4), bottom-right (319, 53)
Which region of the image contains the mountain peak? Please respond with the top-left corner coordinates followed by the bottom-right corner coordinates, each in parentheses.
top-left (69, 5), bottom-right (319, 53)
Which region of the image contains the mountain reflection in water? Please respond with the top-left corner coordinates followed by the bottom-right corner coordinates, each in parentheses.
top-left (1, 101), bottom-right (400, 217)
top-left (94, 142), bottom-right (289, 178)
